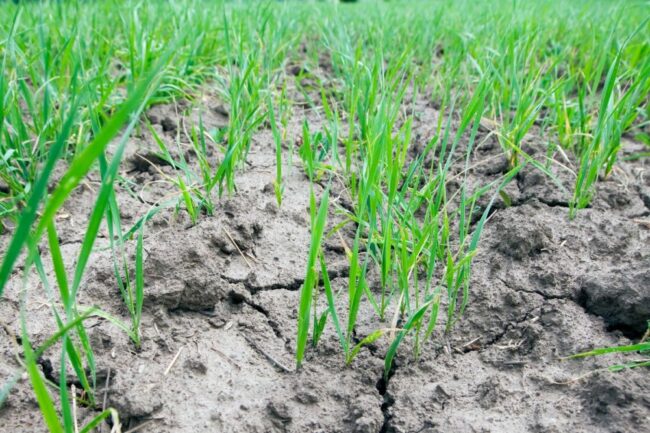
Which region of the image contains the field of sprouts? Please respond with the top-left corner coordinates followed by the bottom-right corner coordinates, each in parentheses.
top-left (0, 0), bottom-right (649, 432)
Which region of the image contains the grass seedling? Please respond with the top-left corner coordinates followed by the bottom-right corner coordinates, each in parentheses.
top-left (0, 43), bottom-right (173, 290)
top-left (267, 91), bottom-right (285, 207)
top-left (105, 207), bottom-right (146, 347)
top-left (0, 28), bottom-right (175, 430)
top-left (296, 186), bottom-right (330, 367)
top-left (0, 4), bottom-right (648, 429)
top-left (20, 310), bottom-right (121, 433)
top-left (570, 21), bottom-right (649, 218)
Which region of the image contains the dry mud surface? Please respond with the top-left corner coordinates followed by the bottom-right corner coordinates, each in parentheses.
top-left (1, 90), bottom-right (649, 433)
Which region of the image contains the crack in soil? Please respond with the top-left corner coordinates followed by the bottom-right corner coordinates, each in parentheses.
top-left (249, 278), bottom-right (305, 294)
top-left (349, 326), bottom-right (402, 433)
top-left (535, 197), bottom-right (572, 208)
top-left (499, 273), bottom-right (647, 341)
top-left (222, 265), bottom-right (350, 294)
top-left (221, 274), bottom-right (304, 293)
top-left (497, 277), bottom-right (575, 302)
top-left (517, 287), bottom-right (574, 301)
top-left (244, 298), bottom-right (291, 351)
top-left (345, 330), bottom-right (398, 432)
top-left (376, 359), bottom-right (397, 433)
top-left (225, 289), bottom-right (292, 352)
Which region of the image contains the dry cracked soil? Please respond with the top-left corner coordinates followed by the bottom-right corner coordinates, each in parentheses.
top-left (1, 85), bottom-right (649, 433)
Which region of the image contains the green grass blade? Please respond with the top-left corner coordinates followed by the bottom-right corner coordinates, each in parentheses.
top-left (0, 100), bottom-right (78, 295)
top-left (296, 186), bottom-right (330, 367)
top-left (564, 342), bottom-right (650, 360)
top-left (70, 119), bottom-right (138, 297)
top-left (21, 319), bottom-right (63, 433)
top-left (79, 409), bottom-right (119, 433)
top-left (58, 340), bottom-right (74, 433)
top-left (384, 296), bottom-right (435, 378)
top-left (319, 254), bottom-right (346, 352)
top-left (350, 329), bottom-right (384, 361)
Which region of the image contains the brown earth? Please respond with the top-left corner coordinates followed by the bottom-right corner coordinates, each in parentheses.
top-left (0, 87), bottom-right (649, 433)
